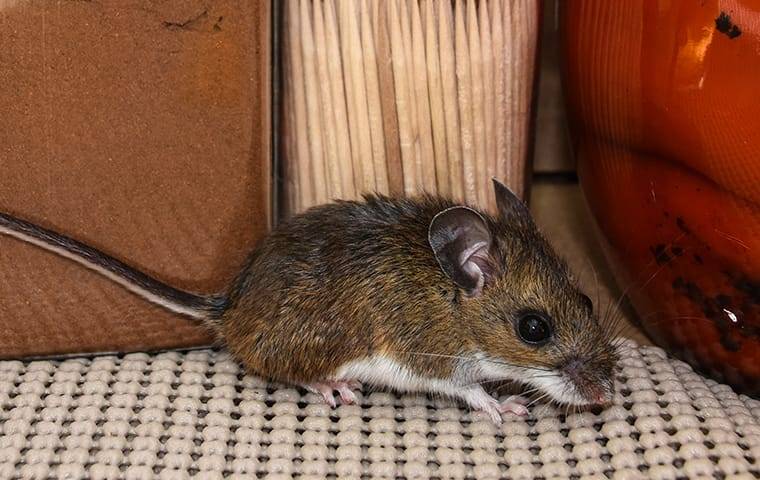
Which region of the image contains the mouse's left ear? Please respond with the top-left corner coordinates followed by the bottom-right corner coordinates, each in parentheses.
top-left (492, 178), bottom-right (532, 225)
top-left (428, 206), bottom-right (493, 296)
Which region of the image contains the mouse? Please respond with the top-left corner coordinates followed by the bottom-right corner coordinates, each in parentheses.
top-left (0, 179), bottom-right (617, 423)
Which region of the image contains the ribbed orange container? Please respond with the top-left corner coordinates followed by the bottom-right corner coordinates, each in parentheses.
top-left (561, 1), bottom-right (759, 395)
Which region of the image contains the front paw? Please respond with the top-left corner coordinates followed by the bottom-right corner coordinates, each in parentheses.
top-left (462, 387), bottom-right (529, 424)
top-left (478, 401), bottom-right (505, 424)
top-left (497, 395), bottom-right (529, 416)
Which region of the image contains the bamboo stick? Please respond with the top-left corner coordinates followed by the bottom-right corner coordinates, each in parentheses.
top-left (455, 0), bottom-right (477, 205)
top-left (425, 0), bottom-right (450, 198)
top-left (479, 1), bottom-right (496, 213)
top-left (300, 0), bottom-right (329, 205)
top-left (323, 0), bottom-right (355, 200)
top-left (492, 0), bottom-right (508, 192)
top-left (340, 0), bottom-right (376, 194)
top-left (467, 0), bottom-right (487, 209)
top-left (337, 0), bottom-right (364, 198)
top-left (281, 16), bottom-right (299, 216)
top-left (373, 0), bottom-right (405, 196)
top-left (410, 0), bottom-right (436, 194)
top-left (438, 0), bottom-right (464, 202)
top-left (287, 0), bottom-right (314, 209)
top-left (503, 0), bottom-right (518, 195)
top-left (360, 0), bottom-right (389, 195)
top-left (313, 0), bottom-right (342, 200)
top-left (388, 0), bottom-right (417, 195)
top-left (284, 89), bottom-right (299, 215)
top-left (398, 0), bottom-right (422, 193)
top-left (513, 0), bottom-right (527, 199)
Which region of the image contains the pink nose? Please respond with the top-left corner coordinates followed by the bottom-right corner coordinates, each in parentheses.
top-left (590, 388), bottom-right (612, 406)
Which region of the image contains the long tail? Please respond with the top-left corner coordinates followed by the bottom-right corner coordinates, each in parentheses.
top-left (0, 212), bottom-right (228, 320)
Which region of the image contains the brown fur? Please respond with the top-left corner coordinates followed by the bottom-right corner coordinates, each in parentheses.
top-left (216, 188), bottom-right (617, 400)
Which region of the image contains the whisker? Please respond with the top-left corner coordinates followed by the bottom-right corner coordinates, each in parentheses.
top-left (518, 386), bottom-right (543, 396)
top-left (713, 228), bottom-right (749, 250)
top-left (473, 378), bottom-right (511, 386)
top-left (462, 377), bottom-right (512, 389)
top-left (598, 232), bottom-right (690, 340)
top-left (493, 384), bottom-right (543, 397)
top-left (462, 372), bottom-right (561, 391)
top-left (526, 392), bottom-right (550, 409)
top-left (635, 311), bottom-right (709, 328)
top-left (519, 373), bottom-right (562, 379)
top-left (583, 255), bottom-right (601, 320)
top-left (388, 350), bottom-right (555, 372)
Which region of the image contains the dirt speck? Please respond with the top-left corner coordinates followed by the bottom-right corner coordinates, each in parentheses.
top-left (715, 12), bottom-right (741, 39)
top-left (650, 244), bottom-right (671, 265)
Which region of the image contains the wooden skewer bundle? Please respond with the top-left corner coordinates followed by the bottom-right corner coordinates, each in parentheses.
top-left (282, 0), bottom-right (540, 216)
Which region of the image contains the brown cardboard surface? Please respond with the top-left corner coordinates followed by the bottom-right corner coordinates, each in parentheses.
top-left (0, 1), bottom-right (271, 357)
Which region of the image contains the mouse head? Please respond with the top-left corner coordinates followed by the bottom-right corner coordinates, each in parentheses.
top-left (428, 179), bottom-right (618, 407)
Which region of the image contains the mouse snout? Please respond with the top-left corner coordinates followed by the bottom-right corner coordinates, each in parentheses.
top-left (586, 385), bottom-right (613, 406)
top-left (562, 357), bottom-right (614, 406)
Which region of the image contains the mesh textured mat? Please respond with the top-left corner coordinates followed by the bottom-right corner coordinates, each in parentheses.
top-left (0, 340), bottom-right (758, 479)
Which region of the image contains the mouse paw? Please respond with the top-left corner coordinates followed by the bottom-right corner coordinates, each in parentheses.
top-left (333, 380), bottom-right (361, 405)
top-left (303, 383), bottom-right (338, 408)
top-left (461, 387), bottom-right (504, 424)
top-left (479, 402), bottom-right (504, 424)
top-left (303, 381), bottom-right (362, 407)
top-left (498, 395), bottom-right (529, 416)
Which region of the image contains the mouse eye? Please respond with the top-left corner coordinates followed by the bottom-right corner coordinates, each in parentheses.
top-left (515, 312), bottom-right (553, 346)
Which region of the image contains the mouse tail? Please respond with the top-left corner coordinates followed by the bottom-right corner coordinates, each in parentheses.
top-left (0, 212), bottom-right (228, 323)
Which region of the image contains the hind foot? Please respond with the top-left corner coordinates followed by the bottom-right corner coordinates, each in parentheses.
top-left (303, 380), bottom-right (362, 408)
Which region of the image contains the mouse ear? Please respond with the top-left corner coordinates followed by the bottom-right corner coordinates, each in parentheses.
top-left (428, 206), bottom-right (493, 296)
top-left (492, 178), bottom-right (532, 224)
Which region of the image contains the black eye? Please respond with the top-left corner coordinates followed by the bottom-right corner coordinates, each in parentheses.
top-left (516, 312), bottom-right (553, 346)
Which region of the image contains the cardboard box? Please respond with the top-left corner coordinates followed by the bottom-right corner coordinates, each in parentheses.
top-left (0, 1), bottom-right (272, 358)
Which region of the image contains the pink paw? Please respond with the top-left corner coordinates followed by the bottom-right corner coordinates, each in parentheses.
top-left (474, 395), bottom-right (529, 423)
top-left (463, 388), bottom-right (531, 424)
top-left (498, 395), bottom-right (529, 416)
top-left (303, 380), bottom-right (362, 408)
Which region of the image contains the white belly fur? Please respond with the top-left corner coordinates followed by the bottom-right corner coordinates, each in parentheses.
top-left (333, 355), bottom-right (462, 398)
top-left (333, 353), bottom-right (583, 408)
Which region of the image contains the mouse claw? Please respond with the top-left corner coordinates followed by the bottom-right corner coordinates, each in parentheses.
top-left (303, 380), bottom-right (362, 408)
top-left (334, 383), bottom-right (358, 405)
top-left (462, 387), bottom-right (505, 424)
top-left (498, 396), bottom-right (529, 416)
top-left (479, 404), bottom-right (504, 424)
top-left (303, 383), bottom-right (337, 408)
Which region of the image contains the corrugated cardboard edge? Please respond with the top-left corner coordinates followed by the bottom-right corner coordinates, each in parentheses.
top-left (0, 1), bottom-right (272, 359)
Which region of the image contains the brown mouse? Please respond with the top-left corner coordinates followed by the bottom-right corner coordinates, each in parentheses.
top-left (0, 179), bottom-right (617, 423)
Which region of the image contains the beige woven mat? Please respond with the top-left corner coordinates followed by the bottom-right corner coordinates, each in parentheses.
top-left (0, 340), bottom-right (758, 479)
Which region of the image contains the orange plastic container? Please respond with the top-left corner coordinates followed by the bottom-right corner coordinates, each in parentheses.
top-left (561, 1), bottom-right (759, 394)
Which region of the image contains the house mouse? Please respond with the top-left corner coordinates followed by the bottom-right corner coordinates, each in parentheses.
top-left (0, 179), bottom-right (617, 423)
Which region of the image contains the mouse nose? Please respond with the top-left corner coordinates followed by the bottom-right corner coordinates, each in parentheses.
top-left (563, 357), bottom-right (614, 405)
top-left (590, 387), bottom-right (612, 406)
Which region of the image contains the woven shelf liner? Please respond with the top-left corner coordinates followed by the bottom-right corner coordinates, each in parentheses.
top-left (0, 340), bottom-right (758, 479)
